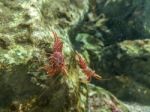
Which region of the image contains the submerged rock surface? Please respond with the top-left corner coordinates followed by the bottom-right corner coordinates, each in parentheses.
top-left (0, 0), bottom-right (89, 111)
top-left (88, 84), bottom-right (129, 112)
top-left (0, 0), bottom-right (129, 112)
top-left (100, 39), bottom-right (150, 104)
top-left (71, 0), bottom-right (150, 106)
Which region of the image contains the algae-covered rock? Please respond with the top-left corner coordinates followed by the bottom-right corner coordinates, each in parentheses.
top-left (88, 84), bottom-right (129, 112)
top-left (0, 0), bottom-right (134, 112)
top-left (0, 0), bottom-right (89, 111)
top-left (125, 102), bottom-right (150, 112)
top-left (74, 33), bottom-right (104, 64)
top-left (100, 39), bottom-right (150, 104)
top-left (71, 0), bottom-right (150, 105)
top-left (95, 0), bottom-right (150, 45)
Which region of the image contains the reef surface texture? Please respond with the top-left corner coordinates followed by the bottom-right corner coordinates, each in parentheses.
top-left (0, 0), bottom-right (129, 112)
top-left (73, 0), bottom-right (150, 107)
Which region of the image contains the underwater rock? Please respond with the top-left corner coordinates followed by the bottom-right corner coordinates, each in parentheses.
top-left (0, 0), bottom-right (134, 112)
top-left (69, 0), bottom-right (150, 110)
top-left (125, 102), bottom-right (150, 112)
top-left (88, 84), bottom-right (129, 112)
top-left (95, 0), bottom-right (150, 45)
top-left (100, 39), bottom-right (150, 104)
top-left (0, 0), bottom-right (89, 111)
top-left (74, 33), bottom-right (104, 64)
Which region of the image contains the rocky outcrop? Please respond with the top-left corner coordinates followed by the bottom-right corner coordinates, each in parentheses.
top-left (100, 39), bottom-right (150, 104)
top-left (0, 0), bottom-right (130, 112)
top-left (0, 0), bottom-right (89, 111)
top-left (88, 84), bottom-right (129, 112)
top-left (71, 0), bottom-right (150, 106)
top-left (96, 0), bottom-right (150, 45)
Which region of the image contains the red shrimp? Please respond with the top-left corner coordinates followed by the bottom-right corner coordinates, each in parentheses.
top-left (75, 51), bottom-right (101, 81)
top-left (43, 32), bottom-right (67, 76)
